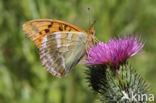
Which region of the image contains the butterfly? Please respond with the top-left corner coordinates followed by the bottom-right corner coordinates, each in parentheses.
top-left (22, 19), bottom-right (96, 77)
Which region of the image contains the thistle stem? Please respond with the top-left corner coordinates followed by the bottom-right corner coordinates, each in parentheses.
top-left (116, 69), bottom-right (120, 81)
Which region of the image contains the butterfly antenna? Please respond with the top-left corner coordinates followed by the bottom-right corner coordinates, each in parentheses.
top-left (88, 8), bottom-right (96, 26)
top-left (91, 19), bottom-right (96, 26)
top-left (88, 8), bottom-right (91, 26)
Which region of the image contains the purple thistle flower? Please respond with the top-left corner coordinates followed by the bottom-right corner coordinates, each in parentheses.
top-left (85, 34), bottom-right (144, 67)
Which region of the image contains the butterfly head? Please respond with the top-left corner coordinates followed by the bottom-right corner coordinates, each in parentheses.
top-left (85, 26), bottom-right (97, 50)
top-left (85, 20), bottom-right (99, 49)
top-left (86, 19), bottom-right (96, 36)
top-left (87, 26), bottom-right (95, 36)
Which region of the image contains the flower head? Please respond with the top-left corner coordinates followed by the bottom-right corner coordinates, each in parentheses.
top-left (85, 34), bottom-right (144, 67)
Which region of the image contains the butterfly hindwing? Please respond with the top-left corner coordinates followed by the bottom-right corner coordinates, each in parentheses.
top-left (39, 32), bottom-right (88, 77)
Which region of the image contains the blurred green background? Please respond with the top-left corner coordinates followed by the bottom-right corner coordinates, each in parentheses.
top-left (0, 0), bottom-right (156, 103)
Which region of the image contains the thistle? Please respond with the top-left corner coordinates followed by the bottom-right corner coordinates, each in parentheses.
top-left (85, 35), bottom-right (152, 103)
top-left (85, 34), bottom-right (144, 67)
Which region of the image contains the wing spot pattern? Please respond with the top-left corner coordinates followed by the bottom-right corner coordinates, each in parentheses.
top-left (59, 25), bottom-right (63, 31)
top-left (48, 22), bottom-right (53, 28)
top-left (64, 25), bottom-right (67, 30)
top-left (39, 32), bottom-right (42, 35)
top-left (45, 29), bottom-right (49, 33)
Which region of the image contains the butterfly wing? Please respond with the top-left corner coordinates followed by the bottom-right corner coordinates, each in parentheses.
top-left (40, 32), bottom-right (88, 77)
top-left (22, 19), bottom-right (84, 48)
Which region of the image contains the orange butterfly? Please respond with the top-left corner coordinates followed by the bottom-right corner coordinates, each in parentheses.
top-left (22, 19), bottom-right (96, 77)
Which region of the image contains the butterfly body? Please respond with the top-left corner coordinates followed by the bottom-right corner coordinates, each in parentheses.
top-left (23, 19), bottom-right (95, 77)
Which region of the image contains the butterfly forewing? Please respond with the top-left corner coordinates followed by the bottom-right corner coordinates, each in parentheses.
top-left (39, 32), bottom-right (88, 77)
top-left (22, 19), bottom-right (84, 48)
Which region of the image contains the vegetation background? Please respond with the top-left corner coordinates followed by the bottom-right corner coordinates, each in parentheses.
top-left (0, 0), bottom-right (156, 103)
